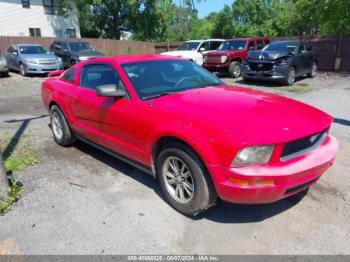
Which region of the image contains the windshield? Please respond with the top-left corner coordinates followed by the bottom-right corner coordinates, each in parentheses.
top-left (176, 42), bottom-right (200, 51)
top-left (218, 40), bottom-right (247, 51)
top-left (121, 60), bottom-right (223, 100)
top-left (19, 45), bottom-right (48, 54)
top-left (69, 42), bottom-right (93, 52)
top-left (263, 41), bottom-right (298, 53)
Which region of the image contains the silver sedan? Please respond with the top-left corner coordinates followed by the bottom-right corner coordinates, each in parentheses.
top-left (4, 44), bottom-right (63, 76)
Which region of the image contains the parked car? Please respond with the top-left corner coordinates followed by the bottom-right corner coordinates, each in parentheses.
top-left (203, 37), bottom-right (270, 78)
top-left (0, 50), bottom-right (9, 77)
top-left (241, 40), bottom-right (317, 85)
top-left (50, 40), bottom-right (104, 68)
top-left (161, 39), bottom-right (224, 66)
top-left (4, 44), bottom-right (63, 76)
top-left (42, 55), bottom-right (338, 216)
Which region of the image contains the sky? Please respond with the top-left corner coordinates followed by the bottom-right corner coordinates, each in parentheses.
top-left (195, 0), bottom-right (233, 18)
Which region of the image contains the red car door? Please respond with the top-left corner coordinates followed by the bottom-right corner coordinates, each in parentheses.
top-left (71, 63), bottom-right (150, 165)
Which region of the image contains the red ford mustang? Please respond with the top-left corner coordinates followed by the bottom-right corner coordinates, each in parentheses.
top-left (42, 55), bottom-right (338, 216)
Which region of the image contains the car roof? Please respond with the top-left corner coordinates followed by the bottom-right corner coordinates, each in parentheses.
top-left (185, 39), bottom-right (225, 43)
top-left (226, 37), bottom-right (269, 41)
top-left (270, 40), bottom-right (300, 44)
top-left (84, 54), bottom-right (185, 65)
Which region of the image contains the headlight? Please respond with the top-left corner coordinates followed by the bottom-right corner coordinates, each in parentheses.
top-left (232, 145), bottom-right (274, 167)
top-left (25, 58), bottom-right (38, 64)
top-left (57, 57), bottom-right (62, 62)
top-left (276, 59), bottom-right (288, 66)
top-left (220, 55), bottom-right (228, 63)
top-left (0, 57), bottom-right (6, 64)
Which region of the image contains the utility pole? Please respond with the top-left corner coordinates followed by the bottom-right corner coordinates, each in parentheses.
top-left (0, 152), bottom-right (9, 202)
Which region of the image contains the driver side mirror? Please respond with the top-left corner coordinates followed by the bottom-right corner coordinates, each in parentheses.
top-left (96, 85), bottom-right (126, 98)
top-left (199, 47), bottom-right (206, 52)
top-left (12, 51), bottom-right (18, 55)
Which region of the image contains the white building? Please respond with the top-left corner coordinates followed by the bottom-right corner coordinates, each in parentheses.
top-left (0, 0), bottom-right (81, 38)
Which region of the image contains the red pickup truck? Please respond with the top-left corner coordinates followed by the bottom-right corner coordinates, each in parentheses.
top-left (203, 37), bottom-right (270, 78)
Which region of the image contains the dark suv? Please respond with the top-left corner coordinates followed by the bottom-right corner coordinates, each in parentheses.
top-left (50, 40), bottom-right (103, 68)
top-left (241, 40), bottom-right (317, 85)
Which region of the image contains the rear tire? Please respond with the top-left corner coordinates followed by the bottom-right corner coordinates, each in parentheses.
top-left (50, 105), bottom-right (75, 146)
top-left (307, 61), bottom-right (317, 78)
top-left (228, 61), bottom-right (241, 78)
top-left (157, 143), bottom-right (216, 216)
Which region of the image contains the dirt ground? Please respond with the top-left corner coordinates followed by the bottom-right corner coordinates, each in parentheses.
top-left (0, 72), bottom-right (349, 255)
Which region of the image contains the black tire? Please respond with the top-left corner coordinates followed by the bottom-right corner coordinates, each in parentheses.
top-left (0, 71), bottom-right (9, 77)
top-left (307, 61), bottom-right (317, 78)
top-left (228, 61), bottom-right (241, 78)
top-left (156, 142), bottom-right (217, 216)
top-left (19, 63), bottom-right (27, 76)
top-left (50, 105), bottom-right (75, 146)
top-left (284, 66), bottom-right (296, 86)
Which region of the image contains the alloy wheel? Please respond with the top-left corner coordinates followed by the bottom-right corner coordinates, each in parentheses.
top-left (162, 156), bottom-right (194, 204)
top-left (51, 111), bottom-right (63, 140)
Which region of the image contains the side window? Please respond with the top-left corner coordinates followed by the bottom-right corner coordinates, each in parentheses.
top-left (62, 68), bottom-right (76, 83)
top-left (248, 41), bottom-right (255, 50)
top-left (299, 43), bottom-right (307, 53)
top-left (306, 43), bottom-right (312, 51)
top-left (54, 42), bottom-right (62, 51)
top-left (80, 64), bottom-right (121, 91)
top-left (61, 42), bottom-right (68, 52)
top-left (210, 41), bottom-right (222, 50)
top-left (256, 40), bottom-right (264, 50)
top-left (199, 42), bottom-right (210, 51)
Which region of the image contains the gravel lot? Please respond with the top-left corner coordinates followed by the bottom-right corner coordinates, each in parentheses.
top-left (0, 71), bottom-right (349, 255)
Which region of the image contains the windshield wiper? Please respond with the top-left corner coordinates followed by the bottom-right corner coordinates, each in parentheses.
top-left (142, 92), bottom-right (175, 100)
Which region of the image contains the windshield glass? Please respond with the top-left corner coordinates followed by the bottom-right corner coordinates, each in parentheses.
top-left (263, 41), bottom-right (298, 53)
top-left (69, 42), bottom-right (93, 52)
top-left (19, 45), bottom-right (48, 54)
top-left (176, 42), bottom-right (200, 51)
top-left (218, 40), bottom-right (247, 51)
top-left (121, 60), bottom-right (223, 100)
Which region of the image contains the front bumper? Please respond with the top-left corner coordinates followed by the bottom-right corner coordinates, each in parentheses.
top-left (25, 62), bottom-right (64, 74)
top-left (203, 62), bottom-right (229, 72)
top-left (241, 64), bottom-right (289, 82)
top-left (209, 135), bottom-right (339, 204)
top-left (0, 62), bottom-right (8, 72)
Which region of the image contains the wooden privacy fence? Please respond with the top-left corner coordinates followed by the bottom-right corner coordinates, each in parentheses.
top-left (1, 35), bottom-right (349, 71)
top-left (0, 36), bottom-right (154, 56)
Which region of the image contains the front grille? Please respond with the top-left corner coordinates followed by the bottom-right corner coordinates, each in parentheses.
top-left (249, 62), bottom-right (273, 71)
top-left (285, 178), bottom-right (318, 195)
top-left (281, 129), bottom-right (328, 160)
top-left (206, 56), bottom-right (221, 64)
top-left (39, 60), bottom-right (57, 65)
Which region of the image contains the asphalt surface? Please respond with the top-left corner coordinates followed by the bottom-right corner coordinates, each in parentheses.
top-left (0, 72), bottom-right (349, 255)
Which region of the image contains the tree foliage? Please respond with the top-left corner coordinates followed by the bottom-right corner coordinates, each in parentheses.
top-left (61, 0), bottom-right (350, 41)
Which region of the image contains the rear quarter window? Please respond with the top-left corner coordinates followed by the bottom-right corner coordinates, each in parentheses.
top-left (62, 68), bottom-right (76, 83)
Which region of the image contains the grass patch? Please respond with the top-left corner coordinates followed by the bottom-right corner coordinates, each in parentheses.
top-left (0, 180), bottom-right (22, 215)
top-left (0, 135), bottom-right (39, 173)
top-left (278, 84), bottom-right (313, 93)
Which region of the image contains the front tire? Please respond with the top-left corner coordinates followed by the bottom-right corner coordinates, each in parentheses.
top-left (19, 63), bottom-right (27, 76)
top-left (157, 143), bottom-right (216, 216)
top-left (285, 66), bottom-right (296, 86)
top-left (50, 105), bottom-right (75, 146)
top-left (307, 62), bottom-right (317, 78)
top-left (228, 61), bottom-right (241, 78)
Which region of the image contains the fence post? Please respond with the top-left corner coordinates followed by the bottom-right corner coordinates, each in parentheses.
top-left (0, 153), bottom-right (9, 202)
top-left (334, 34), bottom-right (343, 71)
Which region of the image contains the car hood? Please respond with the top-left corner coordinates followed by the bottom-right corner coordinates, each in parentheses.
top-left (248, 51), bottom-right (291, 61)
top-left (72, 50), bottom-right (104, 57)
top-left (151, 85), bottom-right (332, 145)
top-left (161, 50), bottom-right (196, 58)
top-left (21, 53), bottom-right (59, 61)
